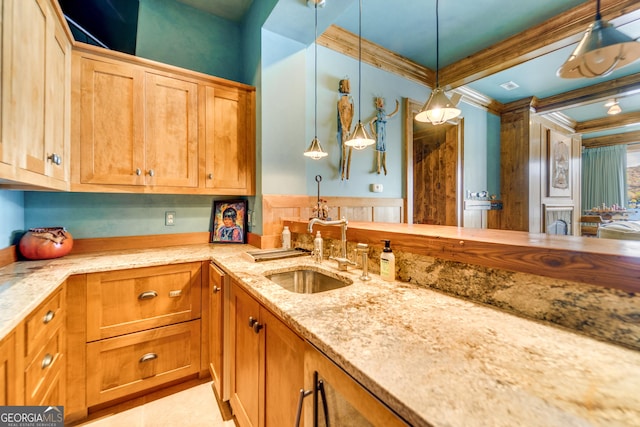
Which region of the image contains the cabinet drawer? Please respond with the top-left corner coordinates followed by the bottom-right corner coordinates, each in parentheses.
top-left (86, 320), bottom-right (201, 406)
top-left (86, 262), bottom-right (202, 341)
top-left (25, 288), bottom-right (64, 356)
top-left (25, 325), bottom-right (65, 406)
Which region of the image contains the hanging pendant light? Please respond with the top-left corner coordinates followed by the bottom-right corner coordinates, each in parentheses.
top-left (304, 0), bottom-right (328, 159)
top-left (557, 0), bottom-right (640, 79)
top-left (345, 0), bottom-right (375, 150)
top-left (415, 0), bottom-right (460, 125)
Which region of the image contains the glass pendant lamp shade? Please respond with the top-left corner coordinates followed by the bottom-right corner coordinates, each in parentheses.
top-left (347, 121), bottom-right (374, 150)
top-left (557, 0), bottom-right (640, 78)
top-left (415, 87), bottom-right (461, 124)
top-left (415, 0), bottom-right (460, 125)
top-left (345, 0), bottom-right (375, 150)
top-left (303, 1), bottom-right (328, 159)
top-left (304, 137), bottom-right (328, 159)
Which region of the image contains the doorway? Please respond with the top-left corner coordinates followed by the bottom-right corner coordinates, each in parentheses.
top-left (404, 98), bottom-right (463, 225)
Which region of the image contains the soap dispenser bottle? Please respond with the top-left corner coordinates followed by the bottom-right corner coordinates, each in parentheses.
top-left (313, 231), bottom-right (323, 263)
top-left (282, 226), bottom-right (291, 249)
top-left (380, 240), bottom-right (395, 281)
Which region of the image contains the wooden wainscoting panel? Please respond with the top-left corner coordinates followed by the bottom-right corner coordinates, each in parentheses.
top-left (262, 195), bottom-right (404, 249)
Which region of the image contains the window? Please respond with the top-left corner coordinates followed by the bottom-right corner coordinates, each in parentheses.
top-left (627, 144), bottom-right (640, 208)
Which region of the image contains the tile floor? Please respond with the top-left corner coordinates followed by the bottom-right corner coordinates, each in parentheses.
top-left (71, 379), bottom-right (236, 427)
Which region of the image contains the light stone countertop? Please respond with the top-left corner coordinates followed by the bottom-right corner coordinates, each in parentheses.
top-left (1, 244), bottom-right (640, 427)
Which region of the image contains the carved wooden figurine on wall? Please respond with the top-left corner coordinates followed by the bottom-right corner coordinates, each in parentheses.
top-left (337, 78), bottom-right (354, 180)
top-left (369, 97), bottom-right (399, 175)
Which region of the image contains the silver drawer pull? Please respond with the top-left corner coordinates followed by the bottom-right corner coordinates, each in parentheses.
top-left (41, 353), bottom-right (53, 369)
top-left (213, 286), bottom-right (220, 293)
top-left (139, 353), bottom-right (158, 363)
top-left (43, 310), bottom-right (55, 324)
top-left (138, 291), bottom-right (158, 300)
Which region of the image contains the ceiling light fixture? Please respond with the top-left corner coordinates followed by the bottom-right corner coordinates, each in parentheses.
top-left (304, 0), bottom-right (328, 160)
top-left (415, 0), bottom-right (460, 125)
top-left (344, 0), bottom-right (375, 150)
top-left (557, 0), bottom-right (640, 79)
top-left (606, 98), bottom-right (622, 115)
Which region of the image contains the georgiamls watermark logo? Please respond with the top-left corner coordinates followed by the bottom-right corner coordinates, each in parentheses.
top-left (0, 406), bottom-right (64, 427)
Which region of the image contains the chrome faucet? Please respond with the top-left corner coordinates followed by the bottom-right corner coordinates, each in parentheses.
top-left (308, 217), bottom-right (355, 271)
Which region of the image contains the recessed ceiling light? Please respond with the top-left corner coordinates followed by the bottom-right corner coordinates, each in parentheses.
top-left (500, 81), bottom-right (520, 91)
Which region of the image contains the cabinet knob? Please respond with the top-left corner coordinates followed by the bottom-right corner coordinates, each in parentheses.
top-left (249, 316), bottom-right (257, 328)
top-left (213, 286), bottom-right (221, 293)
top-left (136, 168), bottom-right (142, 176)
top-left (208, 173), bottom-right (213, 180)
top-left (42, 310), bottom-right (55, 324)
top-left (148, 169), bottom-right (155, 177)
top-left (138, 290), bottom-right (158, 300)
top-left (139, 353), bottom-right (158, 363)
top-left (47, 153), bottom-right (61, 165)
top-left (253, 322), bottom-right (263, 334)
top-left (41, 353), bottom-right (53, 369)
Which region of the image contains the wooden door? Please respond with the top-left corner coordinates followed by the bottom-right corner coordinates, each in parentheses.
top-left (204, 85), bottom-right (254, 194)
top-left (262, 308), bottom-right (305, 427)
top-left (78, 56), bottom-right (145, 186)
top-left (209, 263), bottom-right (225, 399)
top-left (145, 73), bottom-right (198, 188)
top-left (230, 282), bottom-right (261, 427)
top-left (413, 122), bottom-right (460, 225)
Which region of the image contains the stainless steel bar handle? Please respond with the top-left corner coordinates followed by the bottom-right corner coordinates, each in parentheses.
top-left (138, 290), bottom-right (158, 300)
top-left (42, 310), bottom-right (55, 324)
top-left (318, 379), bottom-right (329, 427)
top-left (41, 353), bottom-right (53, 369)
top-left (139, 353), bottom-right (158, 363)
top-left (294, 388), bottom-right (313, 427)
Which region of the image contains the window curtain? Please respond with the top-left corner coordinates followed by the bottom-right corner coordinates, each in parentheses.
top-left (582, 145), bottom-right (627, 211)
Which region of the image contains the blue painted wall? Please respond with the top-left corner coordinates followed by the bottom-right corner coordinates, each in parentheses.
top-left (136, 0), bottom-right (243, 83)
top-left (0, 190), bottom-right (24, 247)
top-left (0, 0), bottom-right (500, 250)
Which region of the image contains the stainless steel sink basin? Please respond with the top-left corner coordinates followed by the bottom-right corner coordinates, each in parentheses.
top-left (265, 269), bottom-right (351, 294)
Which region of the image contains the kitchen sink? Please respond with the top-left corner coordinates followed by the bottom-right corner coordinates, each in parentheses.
top-left (265, 268), bottom-right (352, 294)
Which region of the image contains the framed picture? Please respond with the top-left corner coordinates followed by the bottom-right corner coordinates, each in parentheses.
top-left (211, 199), bottom-right (247, 243)
top-left (547, 129), bottom-right (572, 198)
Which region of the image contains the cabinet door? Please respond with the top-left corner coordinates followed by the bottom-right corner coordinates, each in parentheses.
top-left (2, 0), bottom-right (70, 188)
top-left (262, 308), bottom-right (305, 427)
top-left (145, 73), bottom-right (198, 188)
top-left (209, 263), bottom-right (225, 399)
top-left (229, 282), bottom-right (261, 427)
top-left (78, 56), bottom-right (145, 186)
top-left (204, 85), bottom-right (254, 194)
top-left (0, 332), bottom-right (16, 405)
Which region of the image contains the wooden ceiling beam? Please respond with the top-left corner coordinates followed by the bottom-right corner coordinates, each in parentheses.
top-left (583, 130), bottom-right (640, 148)
top-left (534, 73), bottom-right (640, 114)
top-left (318, 25), bottom-right (435, 88)
top-left (575, 111), bottom-right (640, 134)
top-left (439, 0), bottom-right (640, 89)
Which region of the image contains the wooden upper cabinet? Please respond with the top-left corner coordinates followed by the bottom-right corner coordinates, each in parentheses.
top-left (78, 57), bottom-right (145, 186)
top-left (71, 44), bottom-right (255, 195)
top-left (203, 85), bottom-right (255, 195)
top-left (145, 73), bottom-right (198, 188)
top-left (0, 0), bottom-right (71, 190)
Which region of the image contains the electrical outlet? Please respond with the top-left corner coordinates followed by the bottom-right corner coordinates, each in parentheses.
top-left (165, 211), bottom-right (176, 226)
top-left (370, 183), bottom-right (383, 193)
